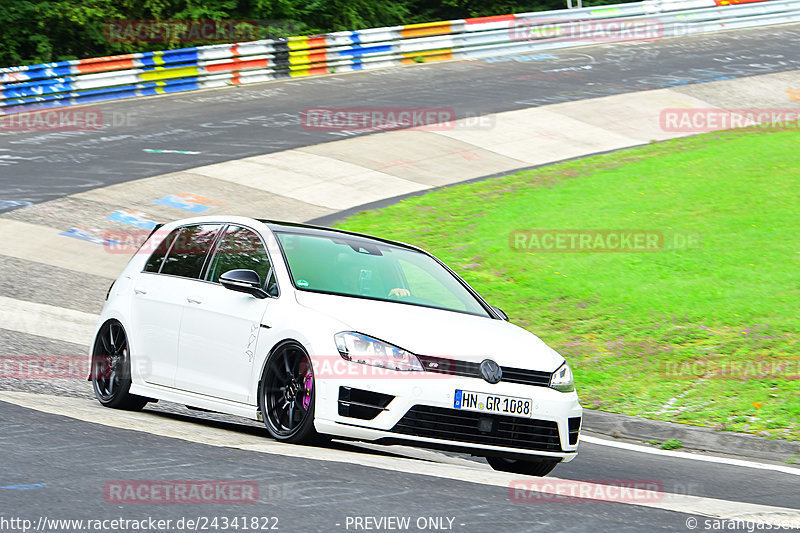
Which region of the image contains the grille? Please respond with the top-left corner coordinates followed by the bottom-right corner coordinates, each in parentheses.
top-left (391, 405), bottom-right (562, 452)
top-left (416, 355), bottom-right (552, 387)
top-left (500, 367), bottom-right (552, 387)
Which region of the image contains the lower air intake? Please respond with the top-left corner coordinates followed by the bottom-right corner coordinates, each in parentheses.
top-left (391, 405), bottom-right (562, 452)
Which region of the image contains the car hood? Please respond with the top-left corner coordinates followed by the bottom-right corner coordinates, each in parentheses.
top-left (295, 291), bottom-right (563, 372)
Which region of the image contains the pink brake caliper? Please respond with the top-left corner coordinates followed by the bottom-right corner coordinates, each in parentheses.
top-left (302, 372), bottom-right (313, 410)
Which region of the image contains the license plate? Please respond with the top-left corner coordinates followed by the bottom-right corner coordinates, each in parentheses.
top-left (454, 389), bottom-right (532, 417)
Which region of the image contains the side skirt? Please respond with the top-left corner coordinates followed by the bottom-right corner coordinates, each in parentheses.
top-left (129, 382), bottom-right (259, 420)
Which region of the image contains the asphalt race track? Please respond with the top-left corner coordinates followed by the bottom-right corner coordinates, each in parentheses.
top-left (1, 24), bottom-right (800, 205)
top-left (1, 398), bottom-right (796, 533)
top-left (1, 23), bottom-right (799, 533)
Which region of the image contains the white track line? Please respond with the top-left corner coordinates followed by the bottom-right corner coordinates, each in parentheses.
top-left (0, 296), bottom-right (98, 346)
top-left (0, 391), bottom-right (798, 527)
top-left (582, 436), bottom-right (800, 476)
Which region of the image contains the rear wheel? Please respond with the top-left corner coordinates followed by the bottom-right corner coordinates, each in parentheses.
top-left (485, 456), bottom-right (559, 477)
top-left (259, 342), bottom-right (324, 444)
top-left (91, 321), bottom-right (149, 411)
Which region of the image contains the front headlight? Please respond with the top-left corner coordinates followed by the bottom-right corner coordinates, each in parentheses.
top-left (334, 332), bottom-right (423, 372)
top-left (549, 362), bottom-right (575, 392)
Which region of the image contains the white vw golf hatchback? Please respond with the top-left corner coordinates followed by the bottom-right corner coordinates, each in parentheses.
top-left (91, 216), bottom-right (581, 476)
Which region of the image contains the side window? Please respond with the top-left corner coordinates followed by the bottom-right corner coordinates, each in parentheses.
top-left (143, 229), bottom-right (177, 273)
top-left (207, 226), bottom-right (275, 294)
top-left (160, 224), bottom-right (222, 279)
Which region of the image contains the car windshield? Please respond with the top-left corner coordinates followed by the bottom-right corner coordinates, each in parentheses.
top-left (274, 231), bottom-right (490, 317)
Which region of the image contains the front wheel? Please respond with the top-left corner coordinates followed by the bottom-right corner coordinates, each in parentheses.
top-left (485, 456), bottom-right (559, 477)
top-left (259, 342), bottom-right (324, 444)
top-left (91, 320), bottom-right (149, 411)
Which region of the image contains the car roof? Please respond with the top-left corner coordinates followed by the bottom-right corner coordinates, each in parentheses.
top-left (257, 219), bottom-right (422, 252)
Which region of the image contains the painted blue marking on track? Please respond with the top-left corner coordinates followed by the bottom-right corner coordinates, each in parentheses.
top-left (0, 483), bottom-right (45, 490)
top-left (154, 195), bottom-right (211, 213)
top-left (0, 200), bottom-right (33, 211)
top-left (108, 210), bottom-right (158, 230)
top-left (483, 53), bottom-right (556, 63)
top-left (59, 228), bottom-right (120, 246)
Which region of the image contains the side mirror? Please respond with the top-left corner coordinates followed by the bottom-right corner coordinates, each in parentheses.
top-left (491, 306), bottom-right (509, 321)
top-left (220, 269), bottom-right (268, 299)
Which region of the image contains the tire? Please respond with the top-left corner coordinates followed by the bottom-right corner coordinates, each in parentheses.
top-left (259, 342), bottom-right (325, 444)
top-left (91, 320), bottom-right (149, 411)
top-left (485, 456), bottom-right (559, 477)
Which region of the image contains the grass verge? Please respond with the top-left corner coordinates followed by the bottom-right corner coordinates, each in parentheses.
top-left (336, 127), bottom-right (800, 440)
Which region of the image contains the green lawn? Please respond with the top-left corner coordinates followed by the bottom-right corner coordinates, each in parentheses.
top-left (337, 127), bottom-right (800, 440)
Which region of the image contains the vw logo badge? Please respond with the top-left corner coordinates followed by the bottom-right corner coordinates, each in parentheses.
top-left (479, 359), bottom-right (502, 384)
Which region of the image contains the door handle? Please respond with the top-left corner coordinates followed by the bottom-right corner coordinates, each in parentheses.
top-left (134, 287), bottom-right (148, 295)
top-left (187, 296), bottom-right (204, 304)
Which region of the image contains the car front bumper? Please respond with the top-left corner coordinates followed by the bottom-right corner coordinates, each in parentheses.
top-left (313, 367), bottom-right (582, 461)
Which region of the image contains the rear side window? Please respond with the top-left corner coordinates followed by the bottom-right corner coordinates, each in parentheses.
top-left (143, 230), bottom-right (175, 273)
top-left (159, 224), bottom-right (222, 279)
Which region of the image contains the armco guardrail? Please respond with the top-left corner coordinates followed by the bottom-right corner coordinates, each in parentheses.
top-left (1, 0), bottom-right (799, 114)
